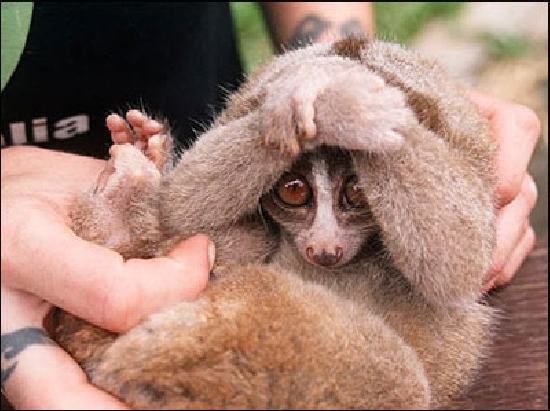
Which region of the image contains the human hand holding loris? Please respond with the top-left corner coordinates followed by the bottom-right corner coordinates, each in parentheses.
top-left (1, 142), bottom-right (214, 409)
top-left (467, 91), bottom-right (540, 292)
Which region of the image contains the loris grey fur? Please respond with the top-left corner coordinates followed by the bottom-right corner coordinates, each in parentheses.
top-left (53, 38), bottom-right (497, 410)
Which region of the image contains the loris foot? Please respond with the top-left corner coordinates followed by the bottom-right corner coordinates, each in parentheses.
top-left (95, 143), bottom-right (161, 196)
top-left (311, 65), bottom-right (412, 154)
top-left (71, 143), bottom-right (162, 258)
top-left (106, 109), bottom-right (174, 175)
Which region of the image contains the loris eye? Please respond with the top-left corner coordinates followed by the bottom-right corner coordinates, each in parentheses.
top-left (275, 173), bottom-right (312, 206)
top-left (342, 175), bottom-right (366, 209)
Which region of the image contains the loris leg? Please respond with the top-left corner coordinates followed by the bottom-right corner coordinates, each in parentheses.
top-left (323, 41), bottom-right (497, 303)
top-left (58, 111), bottom-right (175, 373)
top-left (246, 57), bottom-right (410, 157)
top-left (351, 128), bottom-right (496, 305)
top-left (70, 110), bottom-right (174, 259)
top-left (157, 107), bottom-right (303, 264)
top-left (360, 40), bottom-right (496, 189)
top-left (290, 63), bottom-right (494, 305)
top-left (81, 265), bottom-right (430, 410)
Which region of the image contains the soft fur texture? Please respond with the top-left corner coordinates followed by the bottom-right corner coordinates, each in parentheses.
top-left (53, 38), bottom-right (497, 410)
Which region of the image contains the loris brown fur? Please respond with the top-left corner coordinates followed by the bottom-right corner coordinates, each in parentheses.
top-left (53, 38), bottom-right (497, 410)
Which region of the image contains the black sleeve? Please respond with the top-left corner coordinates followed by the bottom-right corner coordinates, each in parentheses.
top-left (1, 2), bottom-right (243, 158)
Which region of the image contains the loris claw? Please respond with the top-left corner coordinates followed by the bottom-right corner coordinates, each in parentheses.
top-left (72, 110), bottom-right (176, 258)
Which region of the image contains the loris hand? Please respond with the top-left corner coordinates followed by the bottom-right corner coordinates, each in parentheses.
top-left (1, 146), bottom-right (214, 409)
top-left (467, 91), bottom-right (540, 292)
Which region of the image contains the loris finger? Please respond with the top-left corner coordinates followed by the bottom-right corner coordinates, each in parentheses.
top-left (106, 112), bottom-right (161, 146)
top-left (125, 110), bottom-right (163, 143)
top-left (106, 114), bottom-right (134, 144)
top-left (484, 174), bottom-right (537, 287)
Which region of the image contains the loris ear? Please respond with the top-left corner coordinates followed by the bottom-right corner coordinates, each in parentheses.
top-left (308, 66), bottom-right (415, 155)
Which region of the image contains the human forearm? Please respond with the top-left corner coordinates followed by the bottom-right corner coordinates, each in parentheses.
top-left (261, 2), bottom-right (374, 51)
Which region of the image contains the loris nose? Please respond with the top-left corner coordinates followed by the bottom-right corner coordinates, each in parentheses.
top-left (306, 246), bottom-right (343, 267)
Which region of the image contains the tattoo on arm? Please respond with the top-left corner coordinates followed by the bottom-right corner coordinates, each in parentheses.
top-left (288, 15), bottom-right (367, 49)
top-left (1, 328), bottom-right (55, 390)
top-left (288, 15), bottom-right (332, 48)
top-left (339, 19), bottom-right (364, 38)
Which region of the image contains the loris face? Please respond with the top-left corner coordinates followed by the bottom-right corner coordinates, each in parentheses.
top-left (260, 146), bottom-right (378, 268)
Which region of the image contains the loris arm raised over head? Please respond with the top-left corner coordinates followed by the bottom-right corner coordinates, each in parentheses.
top-left (344, 40), bottom-right (497, 305)
top-left (158, 45), bottom-right (400, 244)
top-left (351, 132), bottom-right (496, 305)
top-left (159, 109), bottom-right (299, 245)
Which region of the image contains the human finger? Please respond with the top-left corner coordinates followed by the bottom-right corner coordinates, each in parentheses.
top-left (492, 226), bottom-right (536, 289)
top-left (3, 207), bottom-right (214, 333)
top-left (483, 174), bottom-right (537, 288)
top-left (482, 220), bottom-right (528, 292)
top-left (467, 90), bottom-right (540, 207)
top-left (2, 328), bottom-right (128, 410)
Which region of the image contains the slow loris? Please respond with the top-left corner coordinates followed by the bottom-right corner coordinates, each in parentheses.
top-left (53, 38), bottom-right (497, 410)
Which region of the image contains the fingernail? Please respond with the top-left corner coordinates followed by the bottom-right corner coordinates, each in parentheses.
top-left (207, 240), bottom-right (216, 270)
top-left (528, 178), bottom-right (537, 197)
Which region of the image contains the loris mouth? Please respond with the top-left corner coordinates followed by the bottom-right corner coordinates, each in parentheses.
top-left (298, 244), bottom-right (363, 269)
top-left (305, 246), bottom-right (344, 268)
top-left (296, 230), bottom-right (383, 269)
